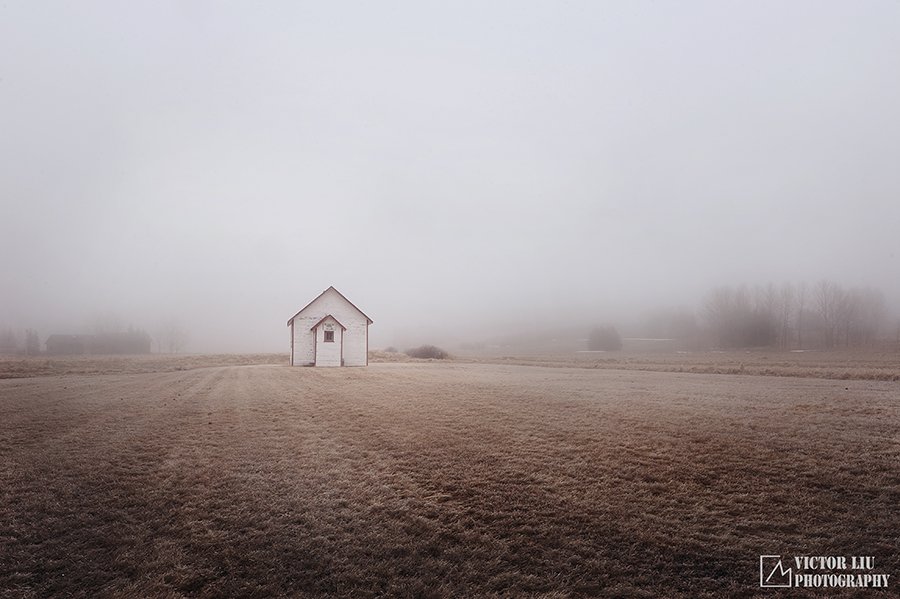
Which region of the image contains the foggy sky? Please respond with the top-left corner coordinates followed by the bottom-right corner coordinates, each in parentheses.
top-left (2, 1), bottom-right (899, 352)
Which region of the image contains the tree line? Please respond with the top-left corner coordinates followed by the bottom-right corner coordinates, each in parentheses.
top-left (0, 328), bottom-right (40, 355)
top-left (703, 280), bottom-right (888, 349)
top-left (0, 318), bottom-right (191, 355)
top-left (598, 280), bottom-right (893, 352)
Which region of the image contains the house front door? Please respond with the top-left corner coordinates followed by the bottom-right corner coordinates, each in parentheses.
top-left (314, 323), bottom-right (342, 367)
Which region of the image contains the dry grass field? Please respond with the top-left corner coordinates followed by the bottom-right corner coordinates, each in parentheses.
top-left (472, 349), bottom-right (900, 381)
top-left (1, 356), bottom-right (898, 597)
top-left (0, 353), bottom-right (286, 379)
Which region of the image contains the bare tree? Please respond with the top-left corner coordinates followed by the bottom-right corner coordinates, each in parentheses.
top-left (777, 282), bottom-right (795, 350)
top-left (842, 287), bottom-right (886, 346)
top-left (705, 286), bottom-right (736, 347)
top-left (836, 289), bottom-right (858, 347)
top-left (24, 329), bottom-right (40, 355)
top-left (705, 285), bottom-right (776, 348)
top-left (754, 283), bottom-right (777, 318)
top-left (815, 280), bottom-right (843, 349)
top-left (641, 307), bottom-right (699, 347)
top-left (157, 319), bottom-right (190, 353)
top-left (796, 282), bottom-right (807, 349)
top-left (0, 328), bottom-right (18, 354)
top-left (857, 288), bottom-right (886, 345)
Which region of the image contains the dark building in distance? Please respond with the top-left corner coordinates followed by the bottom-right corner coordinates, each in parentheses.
top-left (45, 332), bottom-right (152, 355)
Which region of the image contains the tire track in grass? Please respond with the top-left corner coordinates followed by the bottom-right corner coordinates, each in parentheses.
top-left (0, 367), bottom-right (230, 598)
top-left (250, 364), bottom-right (899, 597)
top-left (3, 363), bottom-right (898, 598)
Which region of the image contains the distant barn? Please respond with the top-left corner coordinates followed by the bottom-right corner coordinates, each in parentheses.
top-left (46, 335), bottom-right (91, 355)
top-left (91, 332), bottom-right (152, 354)
top-left (45, 332), bottom-right (152, 355)
top-left (287, 286), bottom-right (373, 367)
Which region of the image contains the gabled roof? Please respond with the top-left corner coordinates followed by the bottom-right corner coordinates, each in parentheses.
top-left (286, 286), bottom-right (374, 326)
top-left (310, 314), bottom-right (346, 331)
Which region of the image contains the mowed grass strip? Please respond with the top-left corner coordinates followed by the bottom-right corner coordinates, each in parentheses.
top-left (1, 363), bottom-right (897, 598)
top-left (476, 350), bottom-right (900, 381)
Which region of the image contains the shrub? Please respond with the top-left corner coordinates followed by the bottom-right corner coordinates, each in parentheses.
top-left (588, 326), bottom-right (622, 351)
top-left (405, 345), bottom-right (449, 359)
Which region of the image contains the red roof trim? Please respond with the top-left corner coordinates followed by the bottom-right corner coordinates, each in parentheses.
top-left (310, 314), bottom-right (347, 331)
top-left (286, 286), bottom-right (374, 326)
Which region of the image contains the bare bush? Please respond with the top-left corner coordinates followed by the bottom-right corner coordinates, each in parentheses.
top-left (405, 345), bottom-right (449, 359)
top-left (588, 326), bottom-right (622, 351)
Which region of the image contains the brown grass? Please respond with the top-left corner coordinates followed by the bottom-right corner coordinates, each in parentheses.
top-left (1, 360), bottom-right (898, 597)
top-left (472, 349), bottom-right (900, 381)
top-left (0, 353), bottom-right (287, 379)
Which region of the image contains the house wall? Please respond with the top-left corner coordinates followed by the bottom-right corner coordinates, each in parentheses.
top-left (289, 288), bottom-right (369, 366)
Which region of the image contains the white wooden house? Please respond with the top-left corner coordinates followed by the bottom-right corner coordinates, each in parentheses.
top-left (287, 286), bottom-right (373, 367)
